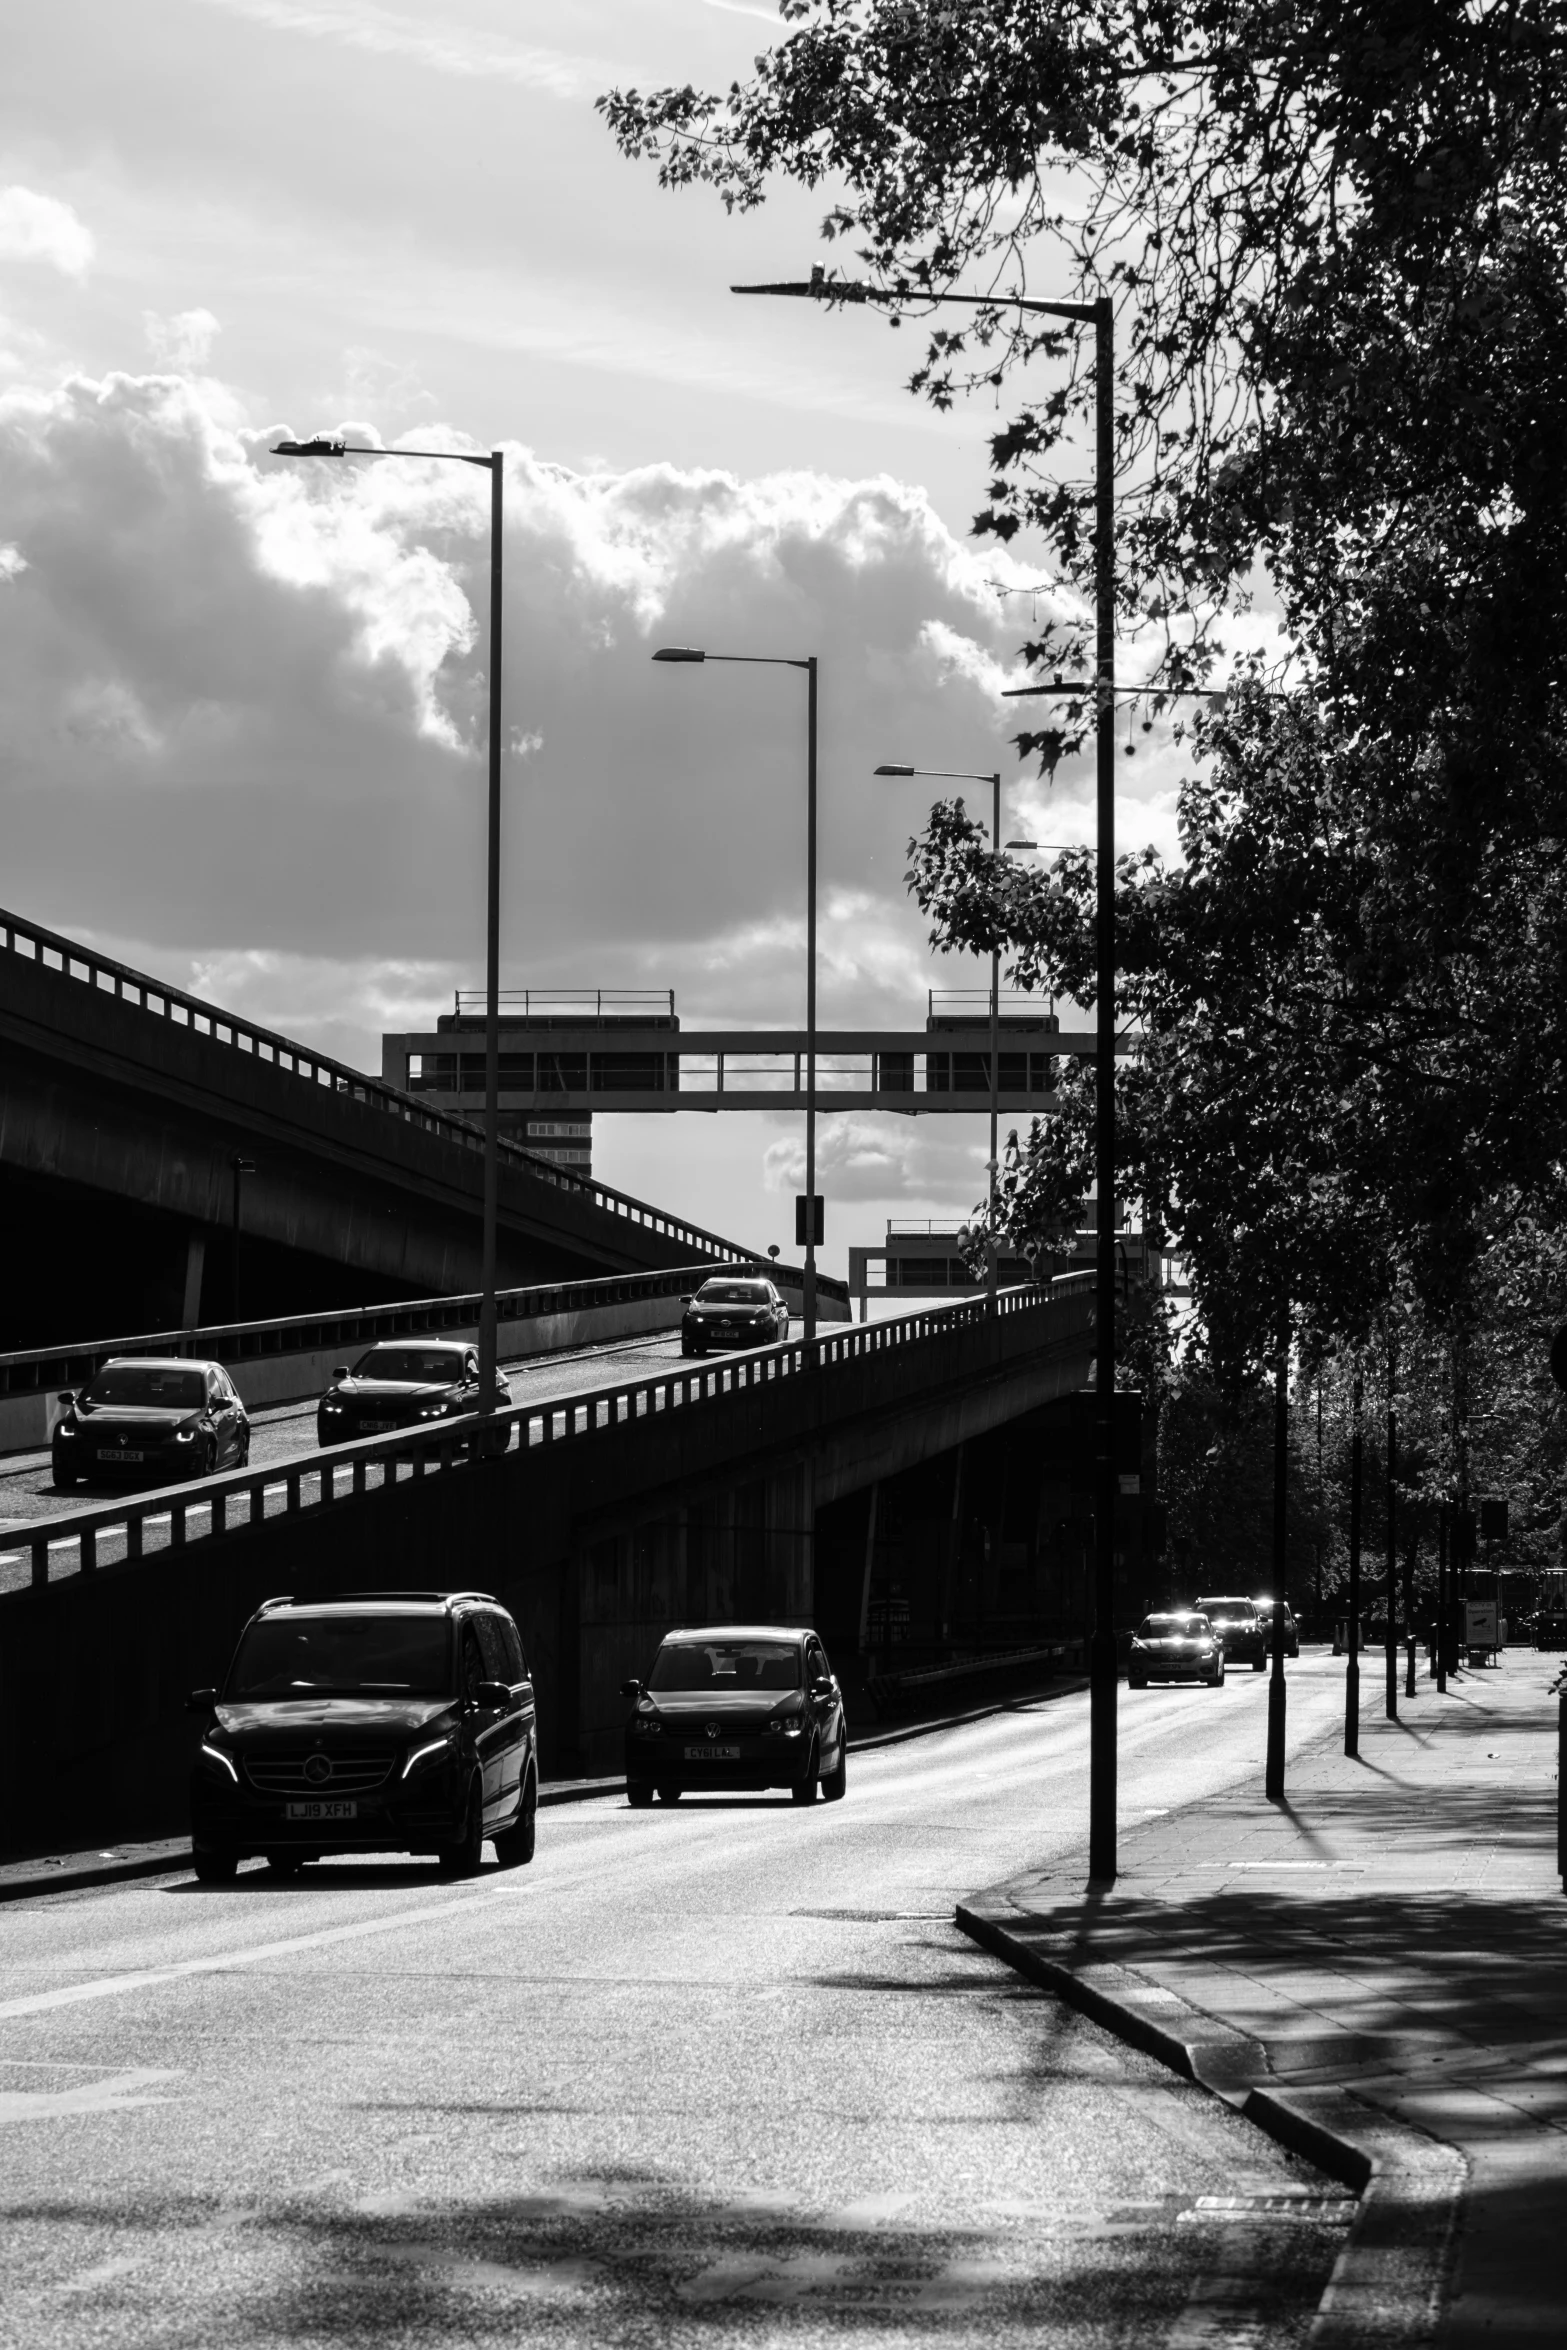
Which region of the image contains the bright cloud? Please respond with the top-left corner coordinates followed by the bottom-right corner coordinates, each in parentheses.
top-left (0, 187), bottom-right (93, 279)
top-left (144, 309), bottom-right (222, 370)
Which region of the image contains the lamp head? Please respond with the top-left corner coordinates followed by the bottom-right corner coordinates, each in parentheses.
top-left (651, 646), bottom-right (706, 664)
top-left (272, 436), bottom-right (346, 458)
top-left (1005, 839), bottom-right (1038, 850)
top-left (873, 763), bottom-right (916, 777)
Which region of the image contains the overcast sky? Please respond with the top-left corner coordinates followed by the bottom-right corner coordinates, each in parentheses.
top-left (0, 0), bottom-right (1199, 1274)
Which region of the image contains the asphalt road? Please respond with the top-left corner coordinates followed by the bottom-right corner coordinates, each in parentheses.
top-left (0, 1659), bottom-right (1355, 2346)
top-left (0, 1330), bottom-right (692, 1593)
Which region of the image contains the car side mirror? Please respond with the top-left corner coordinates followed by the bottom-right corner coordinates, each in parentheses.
top-left (810, 1676), bottom-right (834, 1698)
top-left (472, 1679), bottom-right (512, 1709)
top-left (620, 1677), bottom-right (643, 1698)
top-left (332, 1366), bottom-right (349, 1381)
top-left (186, 1686), bottom-right (218, 1714)
top-left (56, 1389), bottom-right (75, 1407)
top-left (680, 1295), bottom-right (693, 1305)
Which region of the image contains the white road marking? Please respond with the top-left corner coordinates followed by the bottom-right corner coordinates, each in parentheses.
top-left (0, 2066), bottom-right (182, 2123)
top-left (0, 1883), bottom-right (517, 2021)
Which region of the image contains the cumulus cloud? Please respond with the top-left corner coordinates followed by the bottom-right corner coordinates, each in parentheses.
top-left (0, 187), bottom-right (93, 279)
top-left (143, 309), bottom-right (221, 371)
top-left (0, 358), bottom-right (1186, 1256)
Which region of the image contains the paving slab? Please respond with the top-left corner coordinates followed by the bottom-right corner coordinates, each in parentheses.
top-left (959, 1652), bottom-right (1566, 2347)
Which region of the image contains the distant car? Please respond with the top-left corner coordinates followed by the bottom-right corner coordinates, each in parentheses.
top-left (1252, 1596), bottom-right (1300, 1658)
top-left (1127, 1611), bottom-right (1225, 1689)
top-left (52, 1357), bottom-right (249, 1491)
top-left (680, 1277), bottom-right (790, 1357)
top-left (622, 1623), bottom-right (846, 1804)
top-left (188, 1589), bottom-right (537, 1883)
top-left (1197, 1594), bottom-right (1268, 1670)
top-left (316, 1341), bottom-right (510, 1448)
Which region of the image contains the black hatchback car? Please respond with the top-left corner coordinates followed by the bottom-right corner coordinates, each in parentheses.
top-left (52, 1357), bottom-right (250, 1491)
top-left (188, 1591), bottom-right (537, 1882)
top-left (680, 1278), bottom-right (790, 1356)
top-left (623, 1623), bottom-right (846, 1805)
top-left (1197, 1594), bottom-right (1269, 1669)
top-left (316, 1342), bottom-right (510, 1448)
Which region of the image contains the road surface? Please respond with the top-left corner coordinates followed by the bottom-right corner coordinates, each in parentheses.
top-left (0, 1657), bottom-right (1355, 2346)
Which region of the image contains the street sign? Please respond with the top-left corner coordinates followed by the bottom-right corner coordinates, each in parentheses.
top-left (1465, 1599), bottom-right (1499, 1651)
top-left (795, 1194), bottom-right (824, 1246)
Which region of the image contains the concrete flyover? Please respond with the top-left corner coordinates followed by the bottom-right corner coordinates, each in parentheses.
top-left (0, 1279), bottom-right (1101, 1852)
top-left (0, 906), bottom-right (786, 1351)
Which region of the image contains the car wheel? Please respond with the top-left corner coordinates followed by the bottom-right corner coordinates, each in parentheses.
top-left (236, 1430), bottom-right (251, 1470)
top-left (626, 1782), bottom-right (655, 1809)
top-left (1252, 1655), bottom-right (1267, 1671)
top-left (192, 1844), bottom-right (238, 1885)
top-left (656, 1784), bottom-right (683, 1804)
top-left (791, 1739), bottom-right (821, 1805)
top-left (264, 1851), bottom-right (306, 1877)
top-left (1127, 1675), bottom-right (1146, 1690)
top-left (437, 1777), bottom-right (485, 1877)
top-left (820, 1738), bottom-right (847, 1803)
top-left (51, 1462), bottom-right (79, 1492)
top-left (493, 1771), bottom-right (537, 1867)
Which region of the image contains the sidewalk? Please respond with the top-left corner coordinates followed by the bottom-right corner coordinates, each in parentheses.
top-left (960, 1653), bottom-right (1566, 2347)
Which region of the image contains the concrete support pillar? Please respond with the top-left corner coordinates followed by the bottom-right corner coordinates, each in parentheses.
top-left (857, 1483), bottom-right (880, 1664)
top-left (180, 1232), bottom-right (206, 1335)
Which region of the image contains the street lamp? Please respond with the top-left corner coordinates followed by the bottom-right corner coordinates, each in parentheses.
top-left (652, 645), bottom-right (821, 1341)
top-left (738, 272), bottom-right (1122, 1879)
top-left (273, 434), bottom-right (507, 1422)
top-left (875, 763), bottom-right (1004, 1307)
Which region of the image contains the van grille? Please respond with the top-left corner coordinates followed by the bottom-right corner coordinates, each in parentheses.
top-left (244, 1752), bottom-right (395, 1796)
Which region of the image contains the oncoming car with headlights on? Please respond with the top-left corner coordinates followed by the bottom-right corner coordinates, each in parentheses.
top-left (1126, 1611), bottom-right (1226, 1690)
top-left (622, 1624), bottom-right (846, 1805)
top-left (188, 1591), bottom-right (537, 1882)
top-left (51, 1358), bottom-right (249, 1490)
top-left (316, 1342), bottom-right (510, 1449)
top-left (680, 1278), bottom-right (790, 1357)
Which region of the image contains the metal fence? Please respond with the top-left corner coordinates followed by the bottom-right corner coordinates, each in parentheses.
top-left (2, 1276), bottom-right (1089, 1596)
top-left (0, 905), bottom-right (758, 1269)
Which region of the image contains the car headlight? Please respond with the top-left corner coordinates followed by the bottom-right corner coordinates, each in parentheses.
top-left (322, 1399), bottom-right (344, 1415)
top-left (766, 1713), bottom-right (804, 1736)
top-left (198, 1741), bottom-right (238, 1784)
top-left (418, 1401), bottom-right (451, 1419)
top-left (630, 1715), bottom-right (663, 1737)
top-left (174, 1424), bottom-right (198, 1443)
top-left (56, 1420), bottom-right (77, 1438)
top-left (401, 1734), bottom-right (454, 1779)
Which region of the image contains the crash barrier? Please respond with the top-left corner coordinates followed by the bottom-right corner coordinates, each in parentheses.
top-left (0, 902), bottom-right (769, 1266)
top-left (0, 1259), bottom-right (849, 1454)
top-left (865, 1639), bottom-right (1085, 1721)
top-left (3, 1277), bottom-right (1087, 1596)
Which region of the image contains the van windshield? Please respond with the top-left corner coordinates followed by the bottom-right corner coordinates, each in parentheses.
top-left (228, 1615), bottom-right (453, 1697)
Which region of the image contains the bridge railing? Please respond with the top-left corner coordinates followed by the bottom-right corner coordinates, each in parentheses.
top-left (3, 1275), bottom-right (1092, 1595)
top-left (0, 905), bottom-right (762, 1269)
top-left (0, 1261), bottom-right (839, 1408)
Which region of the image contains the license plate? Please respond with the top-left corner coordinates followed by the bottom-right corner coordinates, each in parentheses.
top-left (99, 1448), bottom-right (144, 1462)
top-left (360, 1420), bottom-right (396, 1433)
top-left (684, 1744), bottom-right (740, 1760)
top-left (284, 1799), bottom-right (358, 1821)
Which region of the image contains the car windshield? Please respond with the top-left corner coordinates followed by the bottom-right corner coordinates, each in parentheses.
top-left (1199, 1599), bottom-right (1256, 1621)
top-left (84, 1365), bottom-right (205, 1408)
top-left (1138, 1615), bottom-right (1206, 1638)
top-left (227, 1614), bottom-right (453, 1697)
top-left (351, 1348), bottom-right (468, 1384)
top-left (696, 1283), bottom-right (770, 1305)
top-left (649, 1639), bottom-right (801, 1691)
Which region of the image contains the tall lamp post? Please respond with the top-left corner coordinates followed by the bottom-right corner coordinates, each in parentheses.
top-left (651, 646), bottom-right (821, 1342)
top-left (875, 763), bottom-right (1003, 1307)
top-left (736, 272), bottom-right (1121, 1879)
top-left (273, 434), bottom-right (507, 1422)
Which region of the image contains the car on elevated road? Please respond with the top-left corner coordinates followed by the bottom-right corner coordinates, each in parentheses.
top-left (52, 1357), bottom-right (250, 1490)
top-left (623, 1623), bottom-right (846, 1805)
top-left (188, 1590), bottom-right (536, 1882)
top-left (680, 1277), bottom-right (790, 1356)
top-left (316, 1341), bottom-right (510, 1448)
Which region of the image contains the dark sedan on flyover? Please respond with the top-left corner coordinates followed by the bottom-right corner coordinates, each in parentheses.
top-left (52, 1357), bottom-right (250, 1491)
top-left (316, 1342), bottom-right (510, 1449)
top-left (680, 1278), bottom-right (790, 1357)
top-left (623, 1623), bottom-right (846, 1804)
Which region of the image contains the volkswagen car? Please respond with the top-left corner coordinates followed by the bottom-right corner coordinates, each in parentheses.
top-left (1126, 1611), bottom-right (1225, 1688)
top-left (1197, 1593), bottom-right (1268, 1669)
top-left (52, 1357), bottom-right (249, 1491)
top-left (680, 1278), bottom-right (790, 1357)
top-left (316, 1341), bottom-right (510, 1448)
top-left (622, 1623), bottom-right (846, 1804)
top-left (188, 1590), bottom-right (537, 1882)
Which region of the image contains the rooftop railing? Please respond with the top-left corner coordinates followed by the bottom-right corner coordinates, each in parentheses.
top-left (2, 1276), bottom-right (1089, 1597)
